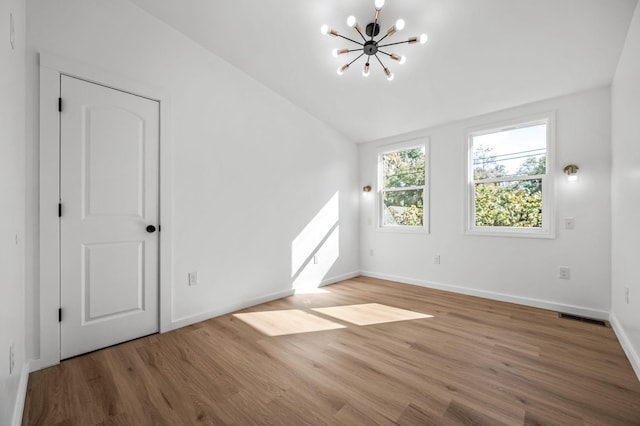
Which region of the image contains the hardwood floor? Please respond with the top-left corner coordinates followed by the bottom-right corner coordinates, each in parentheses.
top-left (23, 277), bottom-right (640, 425)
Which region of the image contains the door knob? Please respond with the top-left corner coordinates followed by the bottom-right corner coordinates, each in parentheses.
top-left (146, 225), bottom-right (157, 233)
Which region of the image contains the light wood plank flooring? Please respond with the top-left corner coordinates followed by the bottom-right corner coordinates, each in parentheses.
top-left (23, 277), bottom-right (640, 425)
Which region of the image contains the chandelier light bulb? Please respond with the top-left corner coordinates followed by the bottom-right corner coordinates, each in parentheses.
top-left (337, 64), bottom-right (349, 75)
top-left (362, 63), bottom-right (370, 77)
top-left (353, 22), bottom-right (364, 37)
top-left (347, 16), bottom-right (357, 27)
top-left (333, 48), bottom-right (349, 57)
top-left (375, 0), bottom-right (385, 10)
top-left (420, 33), bottom-right (428, 44)
top-left (390, 54), bottom-right (406, 65)
top-left (321, 25), bottom-right (338, 37)
top-left (384, 68), bottom-right (394, 81)
top-left (388, 19), bottom-right (405, 36)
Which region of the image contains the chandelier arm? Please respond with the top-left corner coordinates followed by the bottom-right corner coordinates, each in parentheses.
top-left (377, 33), bottom-right (391, 44)
top-left (374, 53), bottom-right (387, 69)
top-left (354, 27), bottom-right (367, 42)
top-left (377, 50), bottom-right (392, 57)
top-left (336, 34), bottom-right (364, 46)
top-left (371, 10), bottom-right (380, 41)
top-left (347, 52), bottom-right (366, 66)
top-left (377, 40), bottom-right (410, 48)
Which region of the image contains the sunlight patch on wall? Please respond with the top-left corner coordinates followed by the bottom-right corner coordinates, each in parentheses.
top-left (292, 225), bottom-right (339, 291)
top-left (233, 309), bottom-right (346, 337)
top-left (313, 303), bottom-right (433, 326)
top-left (291, 192), bottom-right (340, 292)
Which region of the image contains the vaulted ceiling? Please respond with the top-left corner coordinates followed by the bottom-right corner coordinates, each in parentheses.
top-left (129, 0), bottom-right (637, 142)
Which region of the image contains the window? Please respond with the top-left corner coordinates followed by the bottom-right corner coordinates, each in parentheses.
top-left (467, 115), bottom-right (554, 237)
top-left (378, 141), bottom-right (428, 231)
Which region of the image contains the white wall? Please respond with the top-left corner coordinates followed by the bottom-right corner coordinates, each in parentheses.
top-left (0, 0), bottom-right (26, 423)
top-left (26, 0), bottom-right (359, 361)
top-left (611, 2), bottom-right (640, 377)
top-left (360, 88), bottom-right (612, 317)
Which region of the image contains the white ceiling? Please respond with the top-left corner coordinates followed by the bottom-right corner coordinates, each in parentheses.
top-left (129, 0), bottom-right (637, 142)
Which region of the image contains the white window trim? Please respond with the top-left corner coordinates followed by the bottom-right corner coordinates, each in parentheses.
top-left (464, 113), bottom-right (556, 239)
top-left (377, 138), bottom-right (430, 234)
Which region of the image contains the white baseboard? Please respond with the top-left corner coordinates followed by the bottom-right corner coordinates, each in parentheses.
top-left (12, 361), bottom-right (30, 426)
top-left (170, 272), bottom-right (361, 330)
top-left (171, 288), bottom-right (295, 330)
top-left (28, 358), bottom-right (59, 374)
top-left (609, 314), bottom-right (640, 382)
top-left (318, 271), bottom-right (360, 287)
top-left (359, 271), bottom-right (610, 320)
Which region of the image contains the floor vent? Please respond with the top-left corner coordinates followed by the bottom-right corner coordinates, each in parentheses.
top-left (559, 313), bottom-right (607, 327)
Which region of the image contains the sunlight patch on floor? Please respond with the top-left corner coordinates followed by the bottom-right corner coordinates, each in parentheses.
top-left (313, 303), bottom-right (433, 326)
top-left (233, 309), bottom-right (346, 336)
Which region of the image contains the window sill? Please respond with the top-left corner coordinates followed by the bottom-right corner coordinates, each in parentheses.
top-left (466, 227), bottom-right (554, 239)
top-left (378, 225), bottom-right (429, 234)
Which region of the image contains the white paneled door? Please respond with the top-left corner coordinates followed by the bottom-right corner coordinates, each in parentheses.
top-left (60, 75), bottom-right (160, 359)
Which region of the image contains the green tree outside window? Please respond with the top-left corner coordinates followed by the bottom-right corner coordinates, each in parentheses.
top-left (382, 147), bottom-right (425, 227)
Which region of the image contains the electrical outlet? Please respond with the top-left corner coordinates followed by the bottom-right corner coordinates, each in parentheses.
top-left (559, 266), bottom-right (570, 280)
top-left (9, 343), bottom-right (14, 375)
top-left (564, 217), bottom-right (575, 230)
top-left (625, 287), bottom-right (630, 304)
top-left (188, 272), bottom-right (199, 286)
top-left (434, 255), bottom-right (441, 265)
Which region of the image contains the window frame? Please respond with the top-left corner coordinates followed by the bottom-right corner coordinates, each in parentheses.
top-left (377, 138), bottom-right (430, 233)
top-left (465, 113), bottom-right (555, 238)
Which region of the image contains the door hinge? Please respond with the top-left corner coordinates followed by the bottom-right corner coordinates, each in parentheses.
top-left (58, 202), bottom-right (62, 217)
top-left (58, 97), bottom-right (62, 112)
top-left (58, 308), bottom-right (62, 322)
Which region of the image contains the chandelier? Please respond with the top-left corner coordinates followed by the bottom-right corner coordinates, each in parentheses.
top-left (320, 0), bottom-right (428, 80)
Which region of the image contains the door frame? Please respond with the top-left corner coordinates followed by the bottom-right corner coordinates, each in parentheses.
top-left (38, 53), bottom-right (173, 369)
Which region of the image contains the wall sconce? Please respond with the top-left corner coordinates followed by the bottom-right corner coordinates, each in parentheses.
top-left (564, 164), bottom-right (579, 182)
top-left (362, 185), bottom-right (372, 192)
